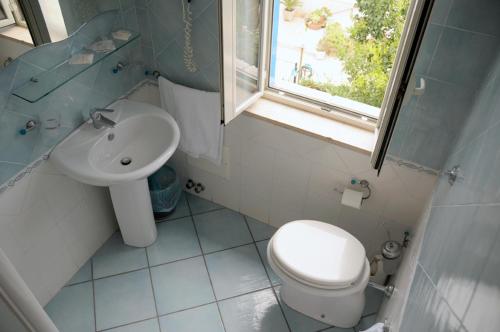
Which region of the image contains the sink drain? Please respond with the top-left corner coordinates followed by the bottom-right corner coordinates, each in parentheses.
top-left (120, 157), bottom-right (132, 166)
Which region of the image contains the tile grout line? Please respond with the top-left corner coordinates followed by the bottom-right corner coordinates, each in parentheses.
top-left (198, 241), bottom-right (255, 256)
top-left (159, 300), bottom-right (218, 317)
top-left (65, 278), bottom-right (93, 288)
top-left (96, 286), bottom-right (283, 332)
top-left (97, 316), bottom-right (158, 332)
top-left (154, 200), bottom-right (225, 225)
top-left (92, 266), bottom-right (151, 282)
top-left (453, 223), bottom-right (500, 322)
top-left (91, 258), bottom-right (97, 332)
top-left (243, 215), bottom-right (292, 332)
top-left (215, 285), bottom-right (276, 303)
top-left (88, 240), bottom-right (259, 284)
top-left (155, 285), bottom-right (277, 319)
top-left (144, 247), bottom-right (161, 324)
top-left (417, 262), bottom-right (464, 326)
top-left (185, 196), bottom-right (228, 332)
top-left (91, 255), bottom-right (157, 332)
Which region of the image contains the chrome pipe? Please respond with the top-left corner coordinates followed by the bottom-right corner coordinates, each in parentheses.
top-left (368, 281), bottom-right (394, 298)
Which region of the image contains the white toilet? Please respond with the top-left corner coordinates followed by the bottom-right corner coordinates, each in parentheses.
top-left (267, 220), bottom-right (370, 328)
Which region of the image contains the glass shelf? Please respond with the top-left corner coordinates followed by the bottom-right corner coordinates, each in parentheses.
top-left (12, 31), bottom-right (140, 103)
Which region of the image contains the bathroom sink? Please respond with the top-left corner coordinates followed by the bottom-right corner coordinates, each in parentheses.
top-left (51, 99), bottom-right (180, 247)
top-left (51, 99), bottom-right (180, 186)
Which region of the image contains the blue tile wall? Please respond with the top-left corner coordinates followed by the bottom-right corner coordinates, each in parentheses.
top-left (136, 0), bottom-right (220, 92)
top-left (398, 1), bottom-right (500, 331)
top-left (0, 2), bottom-right (145, 186)
top-left (59, 0), bottom-right (138, 35)
top-left (388, 0), bottom-right (500, 170)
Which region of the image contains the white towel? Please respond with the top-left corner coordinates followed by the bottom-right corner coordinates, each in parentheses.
top-left (158, 77), bottom-right (223, 165)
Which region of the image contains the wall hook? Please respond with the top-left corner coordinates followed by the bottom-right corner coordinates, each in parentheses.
top-left (112, 62), bottom-right (128, 73)
top-left (444, 165), bottom-right (463, 186)
top-left (19, 120), bottom-right (37, 135)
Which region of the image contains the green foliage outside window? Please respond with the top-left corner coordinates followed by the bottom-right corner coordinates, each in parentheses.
top-left (307, 0), bottom-right (410, 107)
top-left (281, 0), bottom-right (302, 11)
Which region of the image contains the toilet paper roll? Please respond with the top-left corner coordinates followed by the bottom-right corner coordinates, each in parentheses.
top-left (341, 188), bottom-right (363, 209)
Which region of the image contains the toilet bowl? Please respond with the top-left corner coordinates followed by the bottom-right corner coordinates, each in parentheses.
top-left (267, 220), bottom-right (370, 328)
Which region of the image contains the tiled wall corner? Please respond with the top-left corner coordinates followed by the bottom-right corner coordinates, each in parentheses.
top-left (0, 160), bottom-right (117, 305)
top-left (136, 0), bottom-right (220, 92)
top-left (377, 199), bottom-right (433, 329)
top-left (388, 1), bottom-right (500, 331)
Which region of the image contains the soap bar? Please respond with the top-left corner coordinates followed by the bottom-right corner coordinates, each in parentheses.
top-left (112, 30), bottom-right (132, 41)
top-left (89, 39), bottom-right (116, 52)
top-left (68, 53), bottom-right (94, 65)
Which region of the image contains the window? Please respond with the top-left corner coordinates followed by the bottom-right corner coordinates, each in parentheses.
top-left (0, 0), bottom-right (33, 46)
top-left (221, 0), bottom-right (428, 140)
top-left (267, 0), bottom-right (411, 121)
top-left (222, 0), bottom-right (266, 124)
top-left (0, 0), bottom-right (15, 28)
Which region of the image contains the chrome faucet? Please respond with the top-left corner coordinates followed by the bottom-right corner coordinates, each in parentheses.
top-left (89, 108), bottom-right (116, 129)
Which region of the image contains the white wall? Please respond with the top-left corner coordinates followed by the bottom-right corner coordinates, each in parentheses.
top-left (38, 0), bottom-right (68, 42)
top-left (0, 160), bottom-right (116, 306)
top-left (129, 84), bottom-right (436, 259)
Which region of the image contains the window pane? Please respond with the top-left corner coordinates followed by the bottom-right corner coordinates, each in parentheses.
top-left (269, 0), bottom-right (410, 118)
top-left (236, 0), bottom-right (262, 108)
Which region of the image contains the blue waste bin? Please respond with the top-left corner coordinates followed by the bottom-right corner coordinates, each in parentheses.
top-left (148, 165), bottom-right (182, 219)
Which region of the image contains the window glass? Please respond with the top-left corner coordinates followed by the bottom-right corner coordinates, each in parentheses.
top-left (236, 0), bottom-right (262, 107)
top-left (269, 0), bottom-right (410, 118)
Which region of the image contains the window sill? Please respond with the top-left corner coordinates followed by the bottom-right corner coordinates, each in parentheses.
top-left (244, 98), bottom-right (376, 154)
top-left (0, 25), bottom-right (33, 46)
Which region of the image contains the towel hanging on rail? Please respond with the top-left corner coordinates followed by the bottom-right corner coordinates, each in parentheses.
top-left (158, 76), bottom-right (223, 165)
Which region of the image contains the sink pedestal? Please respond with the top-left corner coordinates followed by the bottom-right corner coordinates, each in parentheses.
top-left (109, 179), bottom-right (157, 247)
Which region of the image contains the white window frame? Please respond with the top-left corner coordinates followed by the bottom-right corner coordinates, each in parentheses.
top-left (370, 0), bottom-right (430, 168)
top-left (221, 0), bottom-right (269, 124)
top-left (221, 0), bottom-right (431, 159)
top-left (0, 0), bottom-right (15, 28)
top-left (262, 0), bottom-right (384, 124)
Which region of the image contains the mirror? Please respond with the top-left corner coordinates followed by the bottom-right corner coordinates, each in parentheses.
top-left (0, 0), bottom-right (134, 68)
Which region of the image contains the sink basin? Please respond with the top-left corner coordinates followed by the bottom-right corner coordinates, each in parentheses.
top-left (51, 99), bottom-right (180, 186)
top-left (51, 99), bottom-right (180, 247)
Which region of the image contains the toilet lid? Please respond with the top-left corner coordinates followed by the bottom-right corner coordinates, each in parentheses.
top-left (271, 220), bottom-right (366, 289)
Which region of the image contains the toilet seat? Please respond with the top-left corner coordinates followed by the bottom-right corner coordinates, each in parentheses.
top-left (269, 220), bottom-right (366, 290)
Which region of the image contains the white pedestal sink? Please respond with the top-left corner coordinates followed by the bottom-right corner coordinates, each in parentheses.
top-left (51, 99), bottom-right (180, 247)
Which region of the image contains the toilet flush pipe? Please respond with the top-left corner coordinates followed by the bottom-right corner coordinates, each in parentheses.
top-left (367, 281), bottom-right (394, 298)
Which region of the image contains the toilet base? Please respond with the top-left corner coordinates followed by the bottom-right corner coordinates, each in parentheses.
top-left (279, 281), bottom-right (365, 328)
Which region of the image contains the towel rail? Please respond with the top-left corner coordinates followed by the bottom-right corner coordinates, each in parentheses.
top-left (144, 69), bottom-right (225, 125)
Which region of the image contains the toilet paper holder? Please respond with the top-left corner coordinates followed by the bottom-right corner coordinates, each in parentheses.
top-left (334, 179), bottom-right (371, 201)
